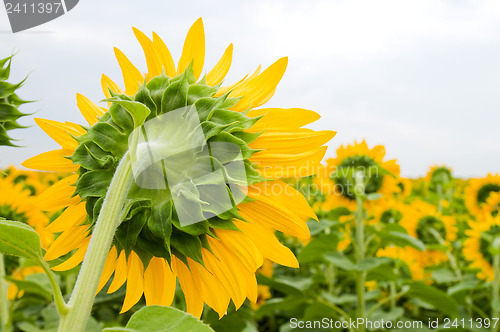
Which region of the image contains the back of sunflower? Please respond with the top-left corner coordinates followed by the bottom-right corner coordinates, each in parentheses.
top-left (0, 19), bottom-right (335, 332)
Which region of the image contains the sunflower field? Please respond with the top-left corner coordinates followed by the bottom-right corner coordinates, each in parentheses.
top-left (1, 18), bottom-right (500, 332)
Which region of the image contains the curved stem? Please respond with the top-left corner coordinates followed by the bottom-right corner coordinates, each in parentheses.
top-left (0, 253), bottom-right (11, 332)
top-left (58, 154), bottom-right (133, 332)
top-left (35, 254), bottom-right (68, 316)
top-left (366, 287), bottom-right (409, 317)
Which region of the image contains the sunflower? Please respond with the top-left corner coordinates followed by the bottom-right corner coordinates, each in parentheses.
top-left (465, 174), bottom-right (500, 216)
top-left (463, 213), bottom-right (500, 281)
top-left (485, 192), bottom-right (500, 217)
top-left (0, 55), bottom-right (30, 147)
top-left (400, 200), bottom-right (457, 267)
top-left (22, 19), bottom-right (335, 317)
top-left (396, 177), bottom-right (412, 199)
top-left (0, 175), bottom-right (52, 301)
top-left (368, 197), bottom-right (409, 226)
top-left (3, 165), bottom-right (62, 195)
top-left (0, 175), bottom-right (52, 248)
top-left (318, 141), bottom-right (400, 211)
top-left (376, 246), bottom-right (428, 281)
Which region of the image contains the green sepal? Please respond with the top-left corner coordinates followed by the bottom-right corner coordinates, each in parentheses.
top-left (71, 141), bottom-right (116, 170)
top-left (75, 170), bottom-right (113, 199)
top-left (161, 69), bottom-right (189, 114)
top-left (88, 122), bottom-right (128, 155)
top-left (170, 231), bottom-right (204, 266)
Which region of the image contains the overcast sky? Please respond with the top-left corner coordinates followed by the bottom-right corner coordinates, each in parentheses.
top-left (1, 0), bottom-right (499, 177)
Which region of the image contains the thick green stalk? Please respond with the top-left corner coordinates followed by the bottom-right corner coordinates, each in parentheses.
top-left (354, 172), bottom-right (366, 331)
top-left (58, 154), bottom-right (133, 332)
top-left (0, 254), bottom-right (11, 332)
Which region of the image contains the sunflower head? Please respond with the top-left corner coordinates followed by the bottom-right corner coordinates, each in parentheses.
top-left (0, 55), bottom-right (30, 147)
top-left (465, 174), bottom-right (500, 216)
top-left (23, 18), bottom-right (334, 316)
top-left (425, 165), bottom-right (453, 193)
top-left (322, 141), bottom-right (400, 210)
top-left (464, 213), bottom-right (500, 281)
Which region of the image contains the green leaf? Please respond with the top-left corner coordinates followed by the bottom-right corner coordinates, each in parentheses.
top-left (355, 257), bottom-right (391, 272)
top-left (447, 280), bottom-right (480, 296)
top-left (298, 234), bottom-right (339, 264)
top-left (431, 268), bottom-right (458, 284)
top-left (408, 282), bottom-right (459, 318)
top-left (0, 219), bottom-right (42, 259)
top-left (257, 275), bottom-right (313, 296)
top-left (323, 252), bottom-right (356, 271)
top-left (103, 306), bottom-right (214, 332)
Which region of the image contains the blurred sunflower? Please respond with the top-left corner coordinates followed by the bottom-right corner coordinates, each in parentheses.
top-left (465, 174), bottom-right (500, 216)
top-left (22, 19), bottom-right (335, 317)
top-left (318, 141), bottom-right (400, 211)
top-left (463, 213), bottom-right (500, 281)
top-left (485, 192), bottom-right (500, 217)
top-left (3, 166), bottom-right (61, 195)
top-left (0, 175), bottom-right (52, 301)
top-left (425, 165), bottom-right (453, 193)
top-left (400, 201), bottom-right (457, 267)
top-left (376, 246), bottom-right (428, 281)
top-left (0, 176), bottom-right (52, 248)
top-left (396, 177), bottom-right (412, 199)
top-left (368, 198), bottom-right (409, 226)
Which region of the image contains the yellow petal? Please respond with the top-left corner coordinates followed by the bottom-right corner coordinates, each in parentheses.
top-left (159, 260), bottom-right (177, 306)
top-left (143, 257), bottom-right (165, 306)
top-left (249, 129), bottom-right (336, 155)
top-left (101, 74), bottom-right (124, 100)
top-left (214, 229), bottom-right (263, 271)
top-left (246, 108), bottom-right (321, 131)
top-left (152, 32), bottom-right (176, 77)
top-left (44, 225), bottom-right (89, 261)
top-left (177, 18), bottom-right (205, 80)
top-left (172, 256), bottom-right (204, 318)
top-left (188, 256), bottom-right (230, 318)
top-left (34, 118), bottom-right (80, 150)
top-left (52, 237), bottom-right (90, 271)
top-left (248, 181), bottom-right (317, 221)
top-left (236, 220), bottom-right (299, 268)
top-left (45, 202), bottom-right (87, 233)
top-left (206, 237), bottom-right (248, 309)
top-left (231, 57), bottom-right (288, 112)
top-left (108, 250), bottom-right (127, 293)
top-left (120, 252), bottom-right (144, 313)
top-left (22, 149), bottom-right (78, 172)
top-left (96, 246), bottom-right (118, 294)
top-left (238, 200), bottom-right (310, 239)
top-left (34, 174), bottom-right (80, 211)
top-left (133, 27), bottom-right (162, 80)
top-left (76, 93), bottom-right (105, 126)
top-left (114, 47), bottom-right (144, 95)
top-left (206, 44), bottom-right (233, 86)
top-left (251, 146), bottom-right (327, 178)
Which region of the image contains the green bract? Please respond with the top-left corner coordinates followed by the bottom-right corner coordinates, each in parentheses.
top-left (0, 56), bottom-right (30, 147)
top-left (71, 66), bottom-right (267, 267)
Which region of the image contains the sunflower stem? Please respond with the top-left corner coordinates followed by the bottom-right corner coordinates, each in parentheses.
top-left (35, 254), bottom-right (68, 317)
top-left (0, 253), bottom-right (11, 332)
top-left (58, 154), bottom-right (133, 332)
top-left (354, 171), bottom-right (366, 331)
